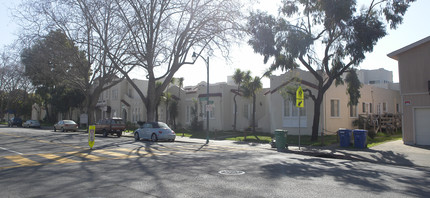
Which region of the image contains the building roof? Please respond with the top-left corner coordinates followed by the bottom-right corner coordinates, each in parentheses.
top-left (387, 36), bottom-right (430, 60)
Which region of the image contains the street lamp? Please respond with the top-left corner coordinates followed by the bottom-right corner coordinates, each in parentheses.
top-left (192, 52), bottom-right (210, 144)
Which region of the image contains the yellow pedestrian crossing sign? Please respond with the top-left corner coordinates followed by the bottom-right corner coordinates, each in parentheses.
top-left (296, 86), bottom-right (304, 108)
top-left (89, 125), bottom-right (95, 149)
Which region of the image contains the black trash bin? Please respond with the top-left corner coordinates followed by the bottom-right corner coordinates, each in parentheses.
top-left (274, 129), bottom-right (288, 151)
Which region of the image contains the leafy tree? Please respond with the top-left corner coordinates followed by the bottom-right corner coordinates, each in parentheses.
top-left (17, 0), bottom-right (130, 124)
top-left (1, 48), bottom-right (33, 119)
top-left (232, 68), bottom-right (245, 131)
top-left (21, 30), bottom-right (89, 121)
top-left (241, 71), bottom-right (262, 138)
top-left (51, 85), bottom-right (85, 118)
top-left (247, 0), bottom-right (415, 141)
top-left (7, 89), bottom-right (31, 117)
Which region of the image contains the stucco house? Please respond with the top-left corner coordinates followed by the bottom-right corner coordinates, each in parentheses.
top-left (266, 69), bottom-right (400, 135)
top-left (95, 78), bottom-right (270, 132)
top-left (388, 36), bottom-right (430, 146)
top-left (173, 81), bottom-right (270, 132)
top-left (30, 67), bottom-right (400, 137)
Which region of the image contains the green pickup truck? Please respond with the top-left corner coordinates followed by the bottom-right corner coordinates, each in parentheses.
top-left (95, 117), bottom-right (126, 137)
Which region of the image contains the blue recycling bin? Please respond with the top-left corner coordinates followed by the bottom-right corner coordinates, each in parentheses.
top-left (338, 129), bottom-right (352, 147)
top-left (353, 129), bottom-right (367, 149)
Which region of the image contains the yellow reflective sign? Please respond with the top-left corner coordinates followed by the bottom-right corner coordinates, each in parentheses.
top-left (296, 86), bottom-right (304, 108)
top-left (89, 125), bottom-right (95, 149)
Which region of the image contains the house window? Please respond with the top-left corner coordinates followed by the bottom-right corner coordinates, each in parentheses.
top-left (382, 102), bottom-right (387, 112)
top-left (186, 105), bottom-right (191, 123)
top-left (377, 103), bottom-right (382, 114)
top-left (204, 104), bottom-right (215, 119)
top-left (282, 98), bottom-right (307, 127)
top-left (350, 105), bottom-right (358, 118)
top-left (112, 90), bottom-right (118, 100)
top-left (283, 99), bottom-right (290, 117)
top-left (128, 88), bottom-right (133, 98)
top-left (396, 104), bottom-right (400, 113)
top-left (243, 104), bottom-right (250, 120)
top-left (283, 98), bottom-right (305, 117)
top-left (330, 99), bottom-right (340, 117)
top-left (369, 103), bottom-right (373, 114)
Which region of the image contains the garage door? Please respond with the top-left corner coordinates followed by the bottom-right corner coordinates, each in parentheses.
top-left (415, 108), bottom-right (430, 145)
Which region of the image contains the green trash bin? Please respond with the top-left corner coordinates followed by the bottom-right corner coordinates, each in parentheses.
top-left (274, 129), bottom-right (288, 151)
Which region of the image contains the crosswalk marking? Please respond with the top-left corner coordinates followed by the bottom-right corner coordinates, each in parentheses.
top-left (66, 152), bottom-right (108, 161)
top-left (4, 155), bottom-right (42, 166)
top-left (0, 145), bottom-right (258, 170)
top-left (37, 153), bottom-right (80, 164)
top-left (92, 150), bottom-right (137, 159)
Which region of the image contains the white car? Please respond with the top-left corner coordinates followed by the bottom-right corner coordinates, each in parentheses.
top-left (22, 120), bottom-right (41, 128)
top-left (134, 122), bottom-right (176, 142)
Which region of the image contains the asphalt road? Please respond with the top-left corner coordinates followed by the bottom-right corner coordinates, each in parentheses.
top-left (0, 126), bottom-right (429, 198)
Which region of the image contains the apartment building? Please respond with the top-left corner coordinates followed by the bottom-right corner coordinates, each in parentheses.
top-left (388, 36), bottom-right (430, 145)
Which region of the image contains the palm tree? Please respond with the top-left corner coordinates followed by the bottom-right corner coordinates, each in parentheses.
top-left (242, 72), bottom-right (262, 139)
top-left (169, 100), bottom-right (178, 129)
top-left (163, 92), bottom-right (172, 124)
top-left (178, 77), bottom-right (184, 98)
top-left (232, 69), bottom-right (244, 131)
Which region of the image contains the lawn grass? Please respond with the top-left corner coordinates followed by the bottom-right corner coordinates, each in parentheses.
top-left (175, 128), bottom-right (402, 148)
top-left (367, 130), bottom-right (402, 147)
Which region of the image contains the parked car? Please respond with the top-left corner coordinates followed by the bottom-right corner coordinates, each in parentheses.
top-left (134, 122), bottom-right (176, 142)
top-left (22, 120), bottom-right (41, 128)
top-left (8, 117), bottom-right (22, 127)
top-left (54, 120), bottom-right (78, 132)
top-left (95, 117), bottom-right (126, 137)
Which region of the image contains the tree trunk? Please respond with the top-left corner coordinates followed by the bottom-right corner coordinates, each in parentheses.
top-left (147, 100), bottom-right (157, 122)
top-left (252, 94), bottom-right (260, 141)
top-left (233, 94), bottom-right (238, 131)
top-left (311, 92), bottom-right (324, 142)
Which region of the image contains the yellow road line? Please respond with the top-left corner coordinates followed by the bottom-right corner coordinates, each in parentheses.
top-left (92, 150), bottom-right (137, 159)
top-left (66, 152), bottom-right (108, 161)
top-left (4, 155), bottom-right (42, 166)
top-left (37, 153), bottom-right (80, 163)
top-left (0, 132), bottom-right (84, 149)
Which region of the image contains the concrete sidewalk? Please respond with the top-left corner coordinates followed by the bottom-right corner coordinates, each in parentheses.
top-left (124, 132), bottom-right (430, 168)
top-left (282, 140), bottom-right (430, 169)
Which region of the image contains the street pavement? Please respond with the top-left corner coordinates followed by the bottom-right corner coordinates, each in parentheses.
top-left (287, 140), bottom-right (430, 168)
top-left (2, 127), bottom-right (429, 197)
top-left (123, 133), bottom-right (430, 169)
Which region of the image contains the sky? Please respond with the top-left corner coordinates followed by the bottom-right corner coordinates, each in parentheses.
top-left (1, 0), bottom-right (429, 88)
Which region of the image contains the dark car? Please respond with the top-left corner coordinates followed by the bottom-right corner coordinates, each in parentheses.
top-left (8, 117), bottom-right (23, 127)
top-left (95, 117), bottom-right (126, 137)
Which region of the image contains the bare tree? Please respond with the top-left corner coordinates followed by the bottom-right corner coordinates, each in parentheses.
top-left (78, 0), bottom-right (244, 122)
top-left (16, 0), bottom-right (133, 124)
top-left (0, 47), bottom-right (33, 119)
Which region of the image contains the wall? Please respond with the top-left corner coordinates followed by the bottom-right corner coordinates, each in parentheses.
top-left (396, 41), bottom-right (430, 144)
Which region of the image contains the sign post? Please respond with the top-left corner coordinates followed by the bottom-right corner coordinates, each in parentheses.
top-left (296, 86), bottom-right (304, 150)
top-left (88, 125), bottom-right (95, 149)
